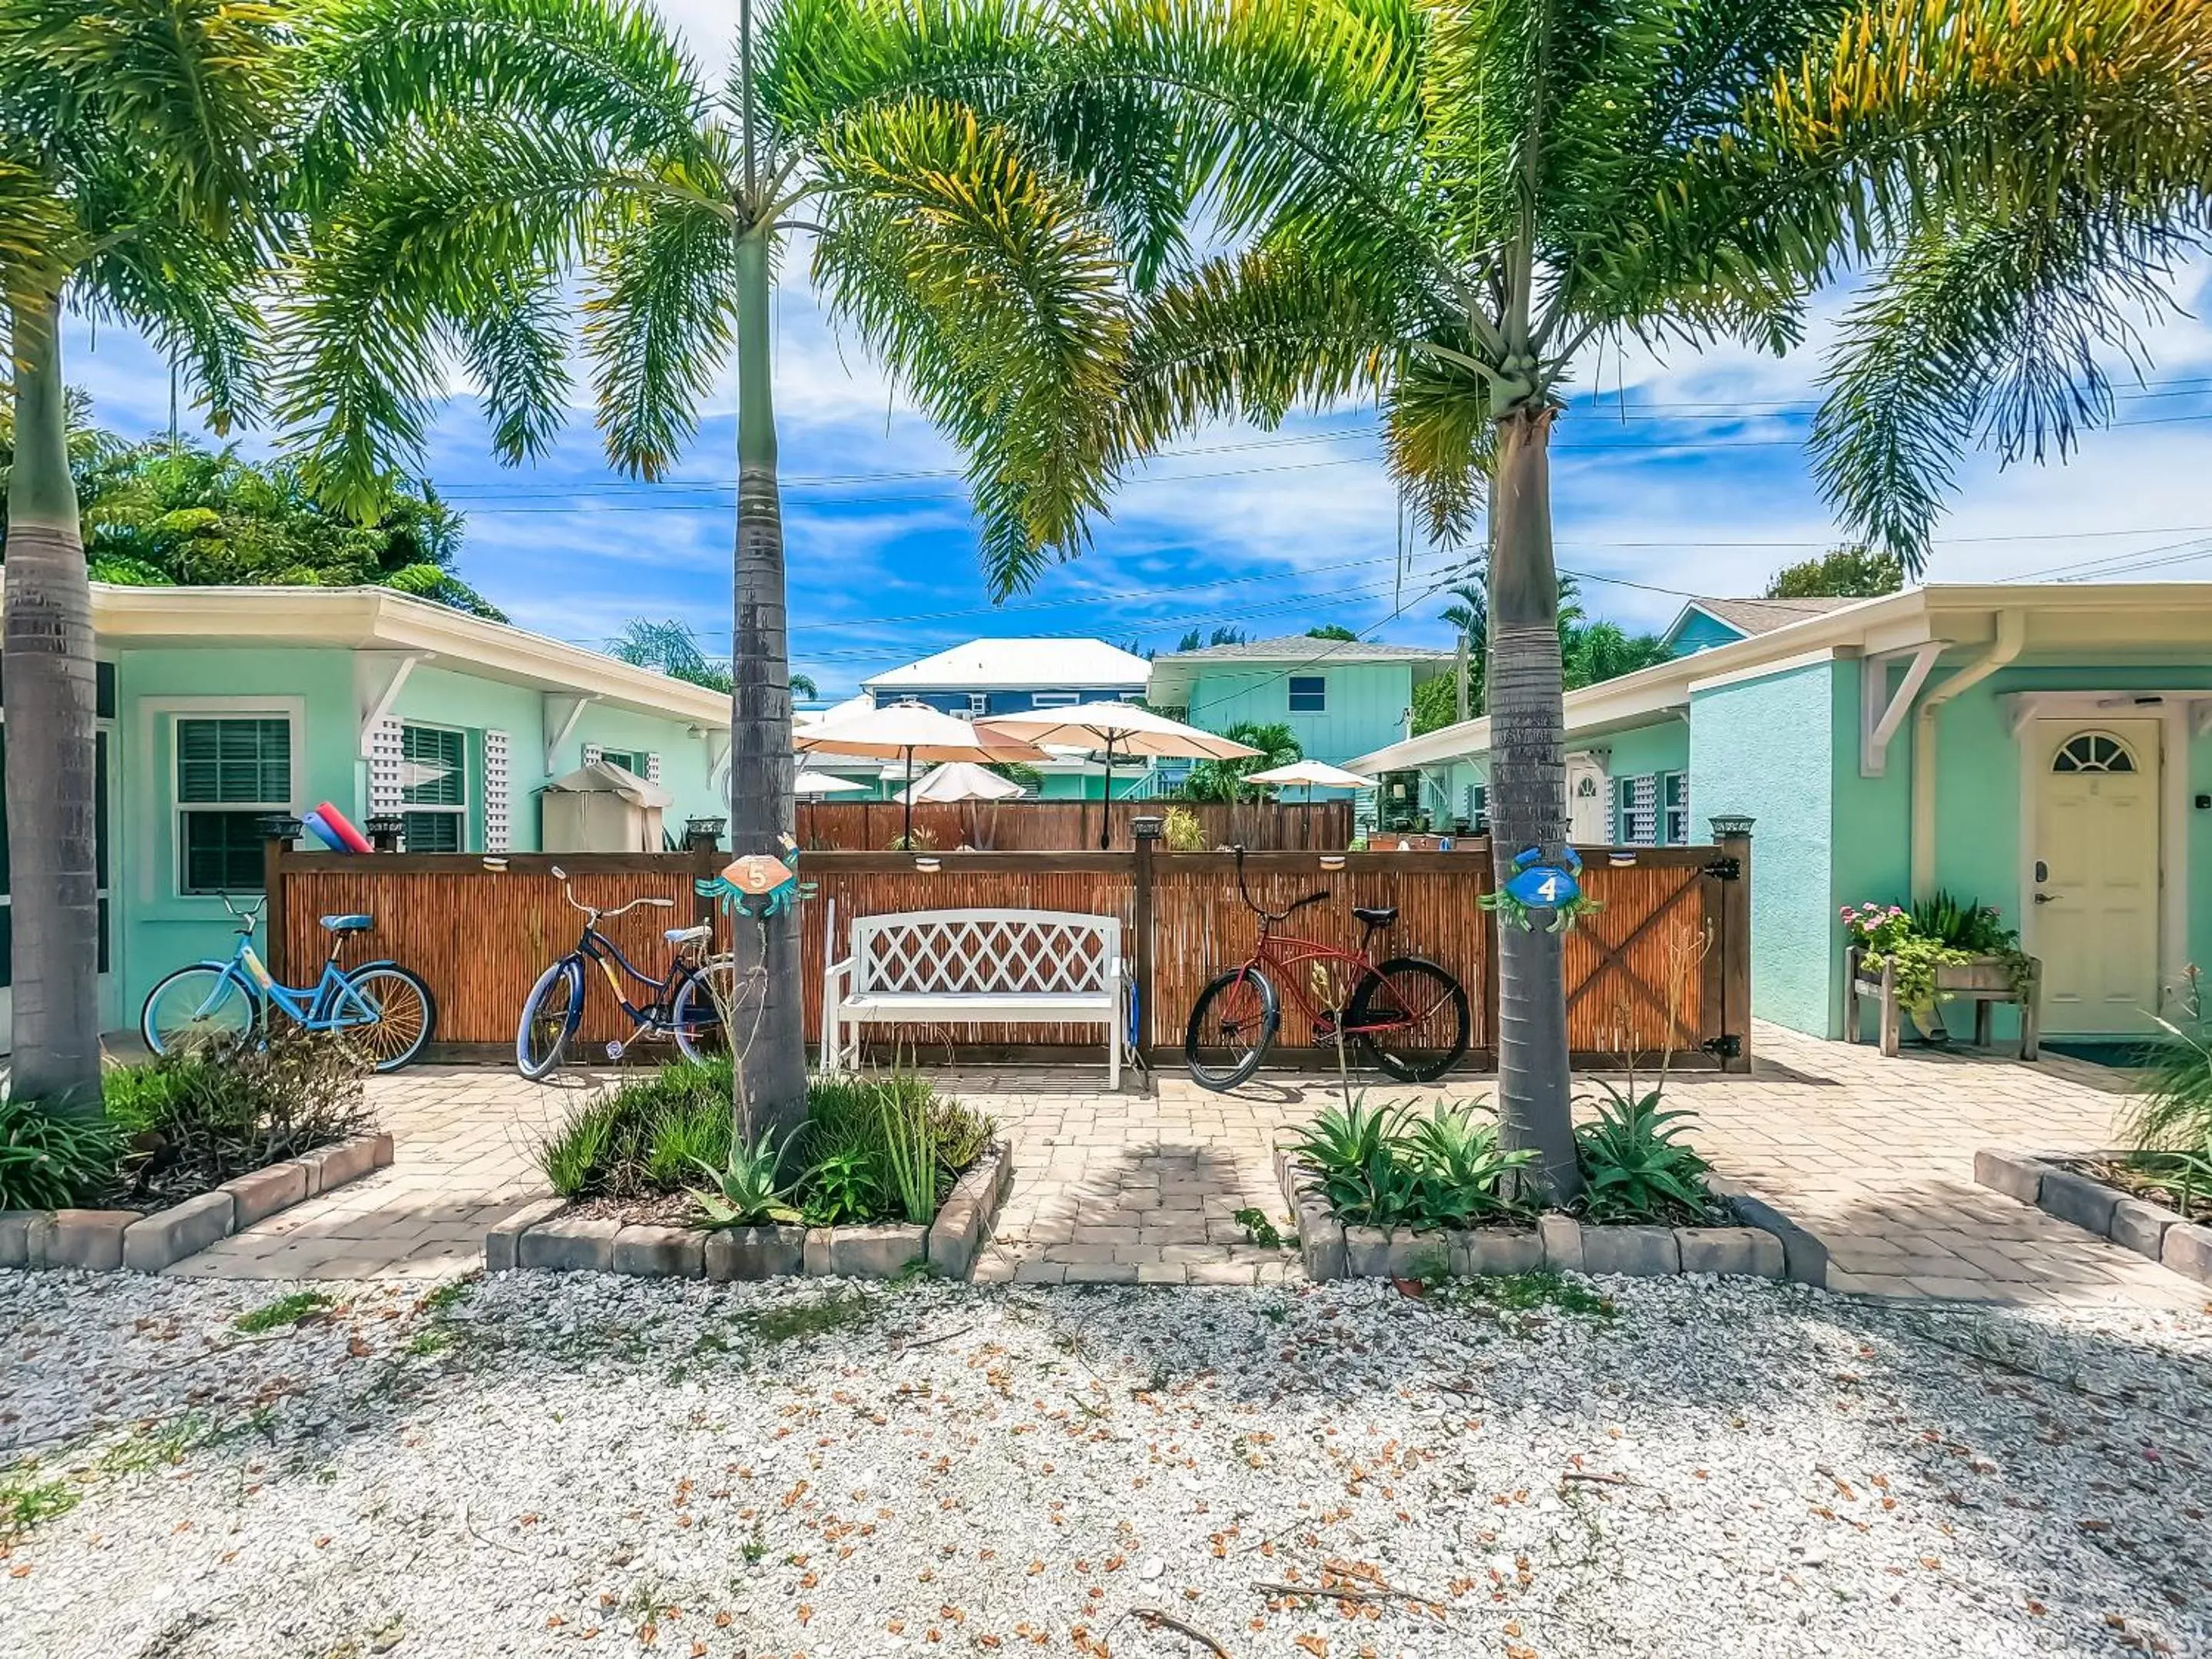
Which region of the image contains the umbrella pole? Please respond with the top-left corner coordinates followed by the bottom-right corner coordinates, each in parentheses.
top-left (903, 747), bottom-right (915, 849)
top-left (1099, 741), bottom-right (1114, 850)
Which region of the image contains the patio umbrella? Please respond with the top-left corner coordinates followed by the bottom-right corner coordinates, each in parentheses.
top-left (793, 768), bottom-right (869, 797)
top-left (796, 701), bottom-right (1045, 847)
top-left (978, 702), bottom-right (1260, 848)
top-left (1243, 760), bottom-right (1378, 848)
top-left (896, 760), bottom-right (1028, 803)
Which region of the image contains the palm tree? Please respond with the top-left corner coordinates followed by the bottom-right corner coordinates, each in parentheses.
top-left (988, 0), bottom-right (2212, 1197)
top-left (0, 0), bottom-right (294, 1113)
top-left (284, 0), bottom-right (1132, 1134)
top-left (1438, 578), bottom-right (1485, 720)
top-left (1183, 720), bottom-right (1298, 802)
top-left (1562, 621), bottom-right (1671, 690)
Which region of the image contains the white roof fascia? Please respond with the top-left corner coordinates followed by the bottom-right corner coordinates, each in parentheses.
top-left (82, 581), bottom-right (731, 727)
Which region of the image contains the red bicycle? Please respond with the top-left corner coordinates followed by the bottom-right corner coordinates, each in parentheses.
top-left (1183, 847), bottom-right (1470, 1090)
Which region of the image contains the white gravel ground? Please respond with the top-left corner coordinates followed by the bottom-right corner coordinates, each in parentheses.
top-left (2, 1268), bottom-right (2207, 1659)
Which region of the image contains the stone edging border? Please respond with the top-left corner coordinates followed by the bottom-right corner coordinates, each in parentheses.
top-left (1975, 1149), bottom-right (2211, 1286)
top-left (487, 1141), bottom-right (1015, 1282)
top-left (0, 1131), bottom-right (395, 1274)
top-left (1273, 1147), bottom-right (1791, 1283)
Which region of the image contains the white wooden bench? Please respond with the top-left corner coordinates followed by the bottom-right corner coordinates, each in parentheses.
top-left (822, 909), bottom-right (1124, 1085)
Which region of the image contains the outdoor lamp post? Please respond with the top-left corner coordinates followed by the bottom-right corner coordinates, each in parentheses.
top-left (684, 815), bottom-right (728, 851)
top-left (1708, 814), bottom-right (1755, 841)
top-left (365, 814), bottom-right (405, 853)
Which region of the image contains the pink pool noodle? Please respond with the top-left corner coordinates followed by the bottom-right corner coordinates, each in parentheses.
top-left (313, 801), bottom-right (375, 854)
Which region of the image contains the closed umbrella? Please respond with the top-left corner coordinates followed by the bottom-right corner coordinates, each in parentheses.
top-left (796, 701), bottom-right (1044, 847)
top-left (793, 769), bottom-right (869, 797)
top-left (979, 702), bottom-right (1260, 848)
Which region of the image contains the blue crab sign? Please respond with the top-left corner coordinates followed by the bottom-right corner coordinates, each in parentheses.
top-left (1482, 844), bottom-right (1596, 932)
top-left (697, 835), bottom-right (815, 922)
top-left (1502, 843), bottom-right (1583, 909)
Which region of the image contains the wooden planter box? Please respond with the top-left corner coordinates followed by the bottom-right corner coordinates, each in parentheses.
top-left (1845, 946), bottom-right (2040, 1060)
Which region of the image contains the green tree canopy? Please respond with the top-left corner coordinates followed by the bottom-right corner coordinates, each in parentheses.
top-left (608, 618), bottom-right (816, 699)
top-left (1304, 623), bottom-right (1359, 641)
top-left (1182, 719), bottom-right (1300, 801)
top-left (1765, 546), bottom-right (1906, 599)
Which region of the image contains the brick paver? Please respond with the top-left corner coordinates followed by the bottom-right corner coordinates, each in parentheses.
top-left (162, 1025), bottom-right (2207, 1310)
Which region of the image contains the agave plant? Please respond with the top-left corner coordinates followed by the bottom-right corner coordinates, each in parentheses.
top-left (1285, 1096), bottom-right (1422, 1228)
top-left (1404, 1102), bottom-right (1535, 1228)
top-left (691, 1128), bottom-right (800, 1230)
top-left (1575, 1083), bottom-right (1714, 1225)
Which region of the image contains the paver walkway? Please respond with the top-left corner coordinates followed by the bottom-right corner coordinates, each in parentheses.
top-left (167, 1025), bottom-right (2207, 1310)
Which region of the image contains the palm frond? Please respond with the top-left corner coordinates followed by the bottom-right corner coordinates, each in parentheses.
top-left (582, 187), bottom-right (739, 478)
top-left (457, 264), bottom-right (574, 465)
top-left (277, 116), bottom-right (648, 512)
top-left (0, 151), bottom-right (78, 320)
top-left (1387, 340), bottom-right (1493, 546)
top-left (1810, 204), bottom-right (2187, 571)
top-left (813, 96), bottom-right (1131, 598)
top-left (301, 0), bottom-right (709, 203)
top-left (81, 215), bottom-right (267, 432)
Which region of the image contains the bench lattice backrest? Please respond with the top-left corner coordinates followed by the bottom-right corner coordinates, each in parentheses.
top-left (851, 909), bottom-right (1119, 997)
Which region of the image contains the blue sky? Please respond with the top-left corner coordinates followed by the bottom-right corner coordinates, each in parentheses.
top-left (58, 2), bottom-right (2212, 703)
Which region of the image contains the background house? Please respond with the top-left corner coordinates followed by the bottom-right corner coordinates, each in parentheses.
top-left (1146, 635), bottom-right (1455, 805)
top-left (1353, 583), bottom-right (2212, 1046)
top-left (0, 582), bottom-right (729, 1045)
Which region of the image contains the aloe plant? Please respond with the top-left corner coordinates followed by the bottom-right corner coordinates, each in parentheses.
top-left (691, 1129), bottom-right (800, 1230)
top-left (1574, 1083), bottom-right (1714, 1224)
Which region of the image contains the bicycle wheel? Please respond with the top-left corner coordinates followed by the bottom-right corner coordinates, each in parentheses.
top-left (1347, 956), bottom-right (1470, 1083)
top-left (517, 959), bottom-right (584, 1080)
top-left (142, 965), bottom-right (260, 1059)
top-left (1184, 966), bottom-right (1280, 1091)
top-left (333, 965), bottom-right (438, 1072)
top-left (669, 957), bottom-right (740, 1064)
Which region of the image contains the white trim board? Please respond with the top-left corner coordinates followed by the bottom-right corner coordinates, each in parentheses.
top-left (2006, 690), bottom-right (2194, 1028)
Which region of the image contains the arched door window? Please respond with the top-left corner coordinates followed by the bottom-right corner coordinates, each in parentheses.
top-left (2051, 732), bottom-right (2137, 774)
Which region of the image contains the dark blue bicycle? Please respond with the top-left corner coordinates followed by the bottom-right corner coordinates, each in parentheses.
top-left (141, 894), bottom-right (437, 1072)
top-left (514, 866), bottom-right (730, 1078)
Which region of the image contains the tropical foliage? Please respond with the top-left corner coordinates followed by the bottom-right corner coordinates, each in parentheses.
top-left (959, 0), bottom-right (2212, 1199)
top-left (1181, 720), bottom-right (1300, 801)
top-left (538, 1059), bottom-right (993, 1228)
top-left (1843, 892), bottom-right (2032, 1015)
top-left (285, 0), bottom-right (1142, 1135)
top-left (1765, 545), bottom-right (1905, 600)
top-left (0, 1094), bottom-right (121, 1212)
top-left (608, 618), bottom-right (815, 700)
top-left (1573, 1083), bottom-right (1715, 1225)
top-left (0, 411), bottom-right (502, 614)
top-left (1286, 1095), bottom-right (1533, 1230)
top-left (0, 0), bottom-right (306, 1112)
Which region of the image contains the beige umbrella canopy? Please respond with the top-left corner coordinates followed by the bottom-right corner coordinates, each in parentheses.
top-left (796, 702), bottom-right (1045, 844)
top-left (793, 768), bottom-right (869, 797)
top-left (978, 702), bottom-right (1260, 848)
top-left (896, 760), bottom-right (1028, 803)
top-left (1243, 759), bottom-right (1378, 794)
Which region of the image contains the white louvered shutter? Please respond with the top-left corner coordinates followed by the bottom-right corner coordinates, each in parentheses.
top-left (483, 728), bottom-right (512, 852)
top-left (647, 752), bottom-right (661, 786)
top-left (582, 742), bottom-right (603, 768)
top-left (369, 717), bottom-right (405, 815)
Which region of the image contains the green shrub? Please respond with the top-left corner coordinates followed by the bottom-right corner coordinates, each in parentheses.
top-left (537, 1061), bottom-right (994, 1226)
top-left (2126, 968), bottom-right (2212, 1153)
top-left (1574, 1081), bottom-right (1714, 1224)
top-left (108, 1034), bottom-right (373, 1210)
top-left (0, 1096), bottom-right (121, 1210)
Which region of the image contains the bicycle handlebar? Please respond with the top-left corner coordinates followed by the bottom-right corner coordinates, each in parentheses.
top-left (1230, 845), bottom-right (1329, 924)
top-left (548, 867), bottom-right (677, 922)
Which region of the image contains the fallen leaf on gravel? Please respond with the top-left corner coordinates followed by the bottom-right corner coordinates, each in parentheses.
top-left (1294, 1636), bottom-right (1328, 1656)
top-left (347, 1337), bottom-right (372, 1358)
top-left (9, 1565), bottom-right (31, 1579)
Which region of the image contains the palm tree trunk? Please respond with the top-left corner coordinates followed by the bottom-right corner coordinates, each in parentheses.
top-left (727, 230), bottom-right (808, 1139)
top-left (1486, 406), bottom-right (1579, 1200)
top-left (4, 293), bottom-right (103, 1114)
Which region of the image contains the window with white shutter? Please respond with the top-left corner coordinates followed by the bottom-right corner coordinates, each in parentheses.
top-left (483, 729), bottom-right (512, 852)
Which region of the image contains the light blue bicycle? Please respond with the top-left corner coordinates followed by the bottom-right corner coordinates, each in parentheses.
top-left (140, 893), bottom-right (437, 1072)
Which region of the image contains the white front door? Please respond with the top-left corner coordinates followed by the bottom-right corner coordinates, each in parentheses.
top-left (1565, 756), bottom-right (1610, 843)
top-left (2032, 720), bottom-right (2162, 1035)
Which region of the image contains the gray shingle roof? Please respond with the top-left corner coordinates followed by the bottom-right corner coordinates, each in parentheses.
top-left (1687, 596), bottom-right (1863, 636)
top-left (1155, 634), bottom-right (1454, 664)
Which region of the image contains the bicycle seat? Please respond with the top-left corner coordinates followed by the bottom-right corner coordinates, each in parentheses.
top-left (1351, 905), bottom-right (1398, 929)
top-left (664, 924), bottom-right (712, 945)
top-left (319, 913), bottom-right (373, 933)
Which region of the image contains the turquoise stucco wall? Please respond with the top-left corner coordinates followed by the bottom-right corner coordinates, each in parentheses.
top-left (112, 646), bottom-right (727, 1018)
top-left (1185, 662), bottom-right (1416, 766)
top-left (1688, 660), bottom-right (1839, 1036)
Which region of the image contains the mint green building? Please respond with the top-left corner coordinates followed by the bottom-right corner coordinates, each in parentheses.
top-left (1146, 636), bottom-right (1456, 796)
top-left (1353, 584), bottom-right (2212, 1043)
top-left (2, 583), bottom-right (730, 1048)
